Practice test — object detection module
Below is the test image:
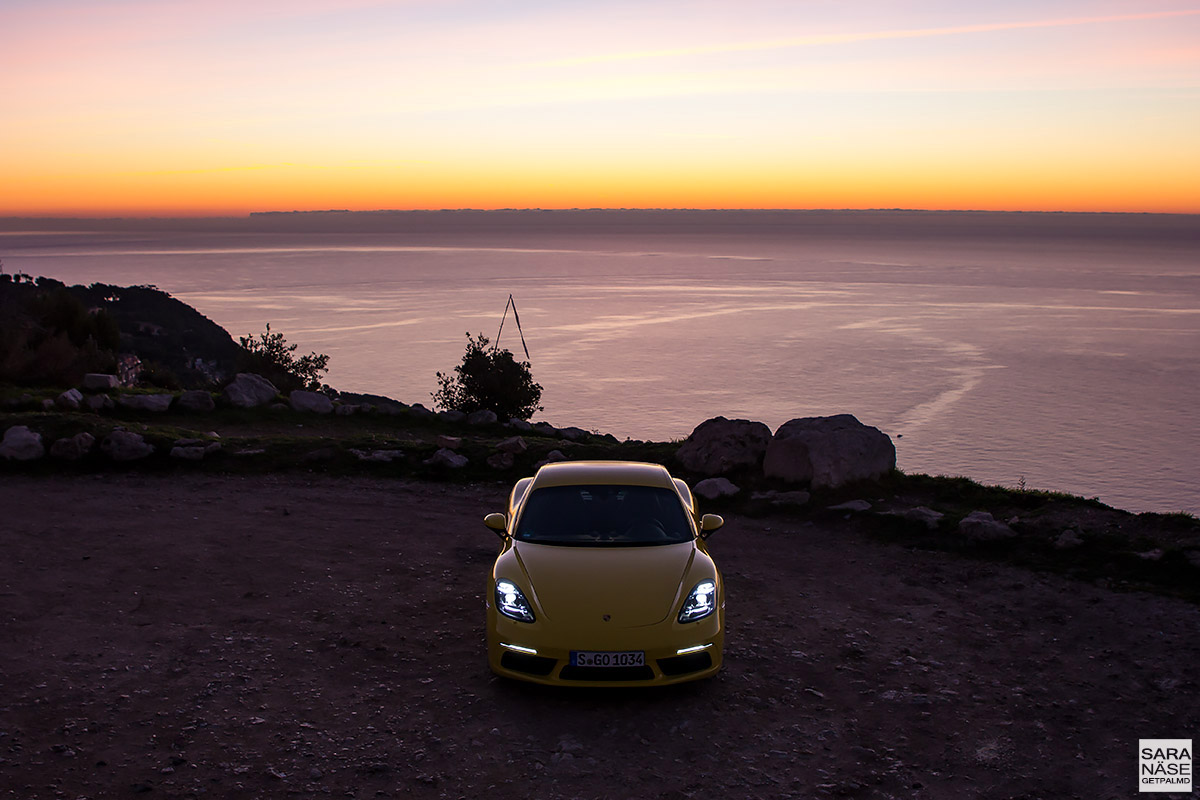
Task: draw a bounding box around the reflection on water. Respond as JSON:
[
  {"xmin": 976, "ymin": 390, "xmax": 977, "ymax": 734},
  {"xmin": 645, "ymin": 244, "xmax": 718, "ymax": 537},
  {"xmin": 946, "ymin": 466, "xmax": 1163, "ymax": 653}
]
[{"xmin": 5, "ymin": 216, "xmax": 1199, "ymax": 513}]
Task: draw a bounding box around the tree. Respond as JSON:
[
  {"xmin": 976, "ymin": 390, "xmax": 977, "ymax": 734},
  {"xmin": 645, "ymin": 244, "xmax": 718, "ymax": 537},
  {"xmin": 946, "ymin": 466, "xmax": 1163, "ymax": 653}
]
[
  {"xmin": 433, "ymin": 332, "xmax": 543, "ymax": 420},
  {"xmin": 237, "ymin": 323, "xmax": 330, "ymax": 392}
]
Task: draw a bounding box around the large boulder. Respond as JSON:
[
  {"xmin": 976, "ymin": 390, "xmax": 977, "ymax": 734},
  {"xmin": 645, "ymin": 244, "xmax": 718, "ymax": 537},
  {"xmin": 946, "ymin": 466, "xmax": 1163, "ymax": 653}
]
[
  {"xmin": 50, "ymin": 432, "xmax": 96, "ymax": 460},
  {"xmin": 467, "ymin": 409, "xmax": 498, "ymax": 426},
  {"xmin": 1, "ymin": 426, "xmax": 45, "ymax": 461},
  {"xmin": 675, "ymin": 417, "xmax": 772, "ymax": 476},
  {"xmin": 763, "ymin": 414, "xmax": 895, "ymax": 488},
  {"xmin": 289, "ymin": 390, "xmax": 333, "ymax": 414},
  {"xmin": 117, "ymin": 393, "xmax": 174, "ymax": 413},
  {"xmin": 101, "ymin": 430, "xmax": 155, "ymax": 461},
  {"xmin": 177, "ymin": 390, "xmax": 216, "ymax": 412},
  {"xmin": 223, "ymin": 373, "xmax": 279, "ymax": 409},
  {"xmin": 424, "ymin": 448, "xmax": 468, "ymax": 469}
]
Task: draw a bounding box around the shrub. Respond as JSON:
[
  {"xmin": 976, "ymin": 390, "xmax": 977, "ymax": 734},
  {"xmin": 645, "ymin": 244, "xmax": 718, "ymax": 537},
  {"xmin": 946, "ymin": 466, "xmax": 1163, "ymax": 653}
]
[
  {"xmin": 433, "ymin": 332, "xmax": 543, "ymax": 420},
  {"xmin": 237, "ymin": 323, "xmax": 330, "ymax": 392}
]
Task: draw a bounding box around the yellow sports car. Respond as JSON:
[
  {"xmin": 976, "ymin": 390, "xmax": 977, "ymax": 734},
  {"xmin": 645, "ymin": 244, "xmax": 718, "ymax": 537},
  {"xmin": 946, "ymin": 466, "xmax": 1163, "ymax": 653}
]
[{"xmin": 483, "ymin": 460, "xmax": 725, "ymax": 686}]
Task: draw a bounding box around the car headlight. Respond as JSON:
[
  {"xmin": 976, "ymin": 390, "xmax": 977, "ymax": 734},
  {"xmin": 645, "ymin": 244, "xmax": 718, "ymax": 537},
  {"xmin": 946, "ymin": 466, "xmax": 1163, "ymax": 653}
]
[
  {"xmin": 495, "ymin": 579, "xmax": 535, "ymax": 623},
  {"xmin": 678, "ymin": 580, "xmax": 717, "ymax": 623}
]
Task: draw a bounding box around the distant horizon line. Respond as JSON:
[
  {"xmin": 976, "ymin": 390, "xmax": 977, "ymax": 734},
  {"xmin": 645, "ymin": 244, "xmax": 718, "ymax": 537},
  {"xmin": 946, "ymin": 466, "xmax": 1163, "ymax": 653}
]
[{"xmin": 3, "ymin": 207, "xmax": 1199, "ymax": 221}]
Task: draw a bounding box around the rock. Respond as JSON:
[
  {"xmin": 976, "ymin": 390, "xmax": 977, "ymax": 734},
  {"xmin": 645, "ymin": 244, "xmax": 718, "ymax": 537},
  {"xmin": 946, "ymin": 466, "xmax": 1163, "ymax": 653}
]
[
  {"xmin": 435, "ymin": 435, "xmax": 463, "ymax": 449},
  {"xmin": 1185, "ymin": 551, "xmax": 1200, "ymax": 569},
  {"xmin": 558, "ymin": 426, "xmax": 587, "ymax": 441},
  {"xmin": 496, "ymin": 436, "xmax": 528, "ymax": 454},
  {"xmin": 42, "ymin": 398, "xmax": 55, "ymax": 410},
  {"xmin": 300, "ymin": 447, "xmax": 338, "ymax": 464},
  {"xmin": 884, "ymin": 506, "xmax": 944, "ymax": 529},
  {"xmin": 1, "ymin": 426, "xmax": 45, "ymax": 461},
  {"xmin": 535, "ymin": 449, "xmax": 568, "ymax": 468},
  {"xmin": 438, "ymin": 410, "xmax": 467, "ymax": 423},
  {"xmin": 487, "ymin": 452, "xmax": 515, "ymax": 470},
  {"xmin": 222, "ymin": 373, "xmax": 279, "ymax": 408},
  {"xmin": 1136, "ymin": 548, "xmax": 1164, "ymax": 561},
  {"xmin": 408, "ymin": 403, "xmax": 434, "ymax": 419},
  {"xmin": 351, "ymin": 449, "xmax": 406, "ymax": 462},
  {"xmin": 751, "ymin": 490, "xmax": 811, "ymax": 507},
  {"xmin": 467, "ymin": 409, "xmax": 498, "ymax": 426},
  {"xmin": 56, "ymin": 388, "xmax": 83, "ymax": 410},
  {"xmin": 958, "ymin": 511, "xmax": 1017, "ymax": 542},
  {"xmin": 533, "ymin": 422, "xmax": 559, "ymax": 436},
  {"xmin": 289, "ymin": 390, "xmax": 333, "ymax": 414},
  {"xmin": 82, "ymin": 373, "xmax": 120, "ymax": 390},
  {"xmin": 334, "ymin": 403, "xmax": 357, "ymax": 415},
  {"xmin": 676, "ymin": 417, "xmax": 772, "ymax": 476},
  {"xmin": 1055, "ymin": 529, "xmax": 1084, "ymax": 550},
  {"xmin": 694, "ymin": 477, "xmax": 740, "ymax": 499},
  {"xmin": 170, "ymin": 446, "xmax": 207, "ymax": 461},
  {"xmin": 177, "ymin": 390, "xmax": 216, "ymax": 412},
  {"xmin": 829, "ymin": 499, "xmax": 871, "ymax": 512},
  {"xmin": 117, "ymin": 393, "xmax": 174, "ymax": 413},
  {"xmin": 508, "ymin": 418, "xmax": 533, "ymax": 431},
  {"xmin": 50, "ymin": 432, "xmax": 96, "ymax": 460},
  {"xmin": 764, "ymin": 414, "xmax": 896, "ymax": 488},
  {"xmin": 86, "ymin": 394, "xmax": 114, "ymax": 411},
  {"xmin": 424, "ymin": 448, "xmax": 468, "ymax": 468},
  {"xmin": 101, "ymin": 430, "xmax": 155, "ymax": 461}
]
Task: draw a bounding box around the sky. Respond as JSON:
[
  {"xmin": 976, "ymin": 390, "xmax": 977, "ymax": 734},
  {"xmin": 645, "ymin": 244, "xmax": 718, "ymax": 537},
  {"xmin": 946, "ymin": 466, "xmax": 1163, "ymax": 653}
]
[{"xmin": 3, "ymin": 0, "xmax": 1199, "ymax": 216}]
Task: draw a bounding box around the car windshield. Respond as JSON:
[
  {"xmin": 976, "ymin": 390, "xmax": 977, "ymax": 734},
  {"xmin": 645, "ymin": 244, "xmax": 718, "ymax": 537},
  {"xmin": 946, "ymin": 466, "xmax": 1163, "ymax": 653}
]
[{"xmin": 514, "ymin": 484, "xmax": 694, "ymax": 546}]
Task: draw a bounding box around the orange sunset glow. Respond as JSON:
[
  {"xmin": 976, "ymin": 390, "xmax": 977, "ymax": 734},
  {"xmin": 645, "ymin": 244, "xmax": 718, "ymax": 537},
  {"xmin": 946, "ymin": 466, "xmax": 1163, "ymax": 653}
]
[{"xmin": 3, "ymin": 1, "xmax": 1199, "ymax": 216}]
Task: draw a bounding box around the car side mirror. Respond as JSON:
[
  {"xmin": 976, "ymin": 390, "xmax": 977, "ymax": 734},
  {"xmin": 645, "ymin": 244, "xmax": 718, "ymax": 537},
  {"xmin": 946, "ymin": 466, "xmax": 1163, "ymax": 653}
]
[
  {"xmin": 483, "ymin": 512, "xmax": 508, "ymax": 538},
  {"xmin": 699, "ymin": 514, "xmax": 724, "ymax": 538}
]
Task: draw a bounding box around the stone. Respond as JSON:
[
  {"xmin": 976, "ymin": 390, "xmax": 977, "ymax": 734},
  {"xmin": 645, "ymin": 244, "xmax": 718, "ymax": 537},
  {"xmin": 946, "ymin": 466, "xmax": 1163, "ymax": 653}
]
[
  {"xmin": 117, "ymin": 393, "xmax": 174, "ymax": 413},
  {"xmin": 764, "ymin": 414, "xmax": 896, "ymax": 488},
  {"xmin": 42, "ymin": 398, "xmax": 54, "ymax": 410},
  {"xmin": 170, "ymin": 446, "xmax": 206, "ymax": 461},
  {"xmin": 487, "ymin": 452, "xmax": 515, "ymax": 470},
  {"xmin": 1136, "ymin": 548, "xmax": 1164, "ymax": 561},
  {"xmin": 438, "ymin": 410, "xmax": 467, "ymax": 423},
  {"xmin": 676, "ymin": 417, "xmax": 772, "ymax": 476},
  {"xmin": 424, "ymin": 448, "xmax": 468, "ymax": 468},
  {"xmin": 533, "ymin": 422, "xmax": 559, "ymax": 436},
  {"xmin": 958, "ymin": 511, "xmax": 1017, "ymax": 542},
  {"xmin": 334, "ymin": 403, "xmax": 357, "ymax": 415},
  {"xmin": 694, "ymin": 477, "xmax": 741, "ymax": 499},
  {"xmin": 751, "ymin": 490, "xmax": 811, "ymax": 507},
  {"xmin": 1, "ymin": 425, "xmax": 45, "ymax": 461},
  {"xmin": 101, "ymin": 430, "xmax": 155, "ymax": 461},
  {"xmin": 222, "ymin": 373, "xmax": 279, "ymax": 409},
  {"xmin": 351, "ymin": 449, "xmax": 406, "ymax": 462},
  {"xmin": 408, "ymin": 403, "xmax": 434, "ymax": 419},
  {"xmin": 508, "ymin": 418, "xmax": 533, "ymax": 431},
  {"xmin": 883, "ymin": 506, "xmax": 944, "ymax": 529},
  {"xmin": 86, "ymin": 394, "xmax": 114, "ymax": 411},
  {"xmin": 829, "ymin": 499, "xmax": 872, "ymax": 512},
  {"xmin": 496, "ymin": 436, "xmax": 528, "ymax": 454},
  {"xmin": 289, "ymin": 390, "xmax": 333, "ymax": 414},
  {"xmin": 82, "ymin": 373, "xmax": 120, "ymax": 390},
  {"xmin": 467, "ymin": 409, "xmax": 498, "ymax": 426},
  {"xmin": 535, "ymin": 449, "xmax": 568, "ymax": 468},
  {"xmin": 177, "ymin": 390, "xmax": 216, "ymax": 412},
  {"xmin": 56, "ymin": 388, "xmax": 83, "ymax": 410},
  {"xmin": 558, "ymin": 426, "xmax": 587, "ymax": 441},
  {"xmin": 1054, "ymin": 529, "xmax": 1084, "ymax": 550},
  {"xmin": 50, "ymin": 432, "xmax": 96, "ymax": 460},
  {"xmin": 435, "ymin": 435, "xmax": 463, "ymax": 449}
]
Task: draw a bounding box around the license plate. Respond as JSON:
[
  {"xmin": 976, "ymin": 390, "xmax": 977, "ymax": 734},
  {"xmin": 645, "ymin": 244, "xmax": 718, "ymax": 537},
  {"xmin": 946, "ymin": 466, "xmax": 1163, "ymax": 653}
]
[{"xmin": 570, "ymin": 650, "xmax": 645, "ymax": 668}]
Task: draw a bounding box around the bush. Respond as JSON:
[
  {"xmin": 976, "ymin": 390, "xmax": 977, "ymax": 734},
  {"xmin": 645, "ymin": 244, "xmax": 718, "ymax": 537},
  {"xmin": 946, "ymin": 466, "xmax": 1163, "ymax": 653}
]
[
  {"xmin": 237, "ymin": 323, "xmax": 330, "ymax": 392},
  {"xmin": 433, "ymin": 332, "xmax": 543, "ymax": 420}
]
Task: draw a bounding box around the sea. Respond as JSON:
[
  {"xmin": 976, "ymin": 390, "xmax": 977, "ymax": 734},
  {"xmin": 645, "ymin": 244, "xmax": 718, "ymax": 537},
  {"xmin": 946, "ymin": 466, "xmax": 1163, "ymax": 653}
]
[{"xmin": 2, "ymin": 210, "xmax": 1197, "ymax": 514}]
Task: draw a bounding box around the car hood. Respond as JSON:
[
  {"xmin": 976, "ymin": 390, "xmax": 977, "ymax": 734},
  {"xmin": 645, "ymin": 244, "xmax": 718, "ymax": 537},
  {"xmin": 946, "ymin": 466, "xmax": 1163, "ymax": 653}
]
[{"xmin": 513, "ymin": 541, "xmax": 697, "ymax": 628}]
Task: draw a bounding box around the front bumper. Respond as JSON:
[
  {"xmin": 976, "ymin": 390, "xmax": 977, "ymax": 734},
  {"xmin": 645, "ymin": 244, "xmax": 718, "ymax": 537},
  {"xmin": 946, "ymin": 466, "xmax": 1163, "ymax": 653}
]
[{"xmin": 486, "ymin": 607, "xmax": 724, "ymax": 686}]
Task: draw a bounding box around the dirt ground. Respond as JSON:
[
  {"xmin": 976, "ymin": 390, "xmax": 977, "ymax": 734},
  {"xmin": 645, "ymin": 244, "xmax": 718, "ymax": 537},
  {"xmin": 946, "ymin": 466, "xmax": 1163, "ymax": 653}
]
[{"xmin": 1, "ymin": 473, "xmax": 1196, "ymax": 800}]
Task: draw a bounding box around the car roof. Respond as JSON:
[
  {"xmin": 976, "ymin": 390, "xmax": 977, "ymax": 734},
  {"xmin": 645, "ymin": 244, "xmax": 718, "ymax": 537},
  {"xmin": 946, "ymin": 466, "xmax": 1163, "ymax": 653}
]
[{"xmin": 530, "ymin": 460, "xmax": 676, "ymax": 490}]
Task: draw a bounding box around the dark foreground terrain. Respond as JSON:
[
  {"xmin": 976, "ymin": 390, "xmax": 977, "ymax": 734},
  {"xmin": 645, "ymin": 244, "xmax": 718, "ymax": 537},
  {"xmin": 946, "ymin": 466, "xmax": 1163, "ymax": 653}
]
[{"xmin": 1, "ymin": 475, "xmax": 1196, "ymax": 799}]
